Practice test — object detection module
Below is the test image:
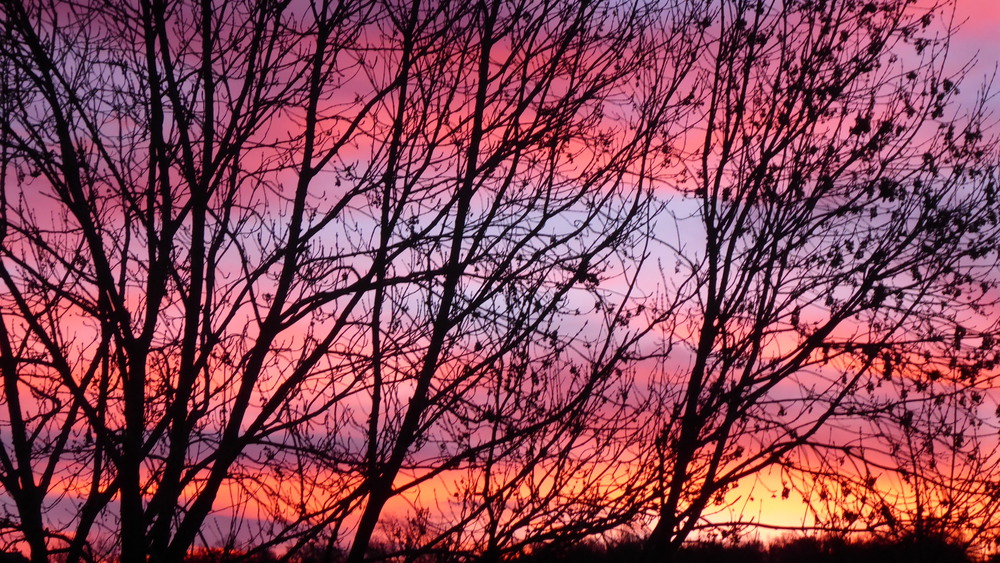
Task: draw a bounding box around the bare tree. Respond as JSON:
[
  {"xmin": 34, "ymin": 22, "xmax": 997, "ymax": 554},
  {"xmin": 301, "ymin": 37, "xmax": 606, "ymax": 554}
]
[
  {"xmin": 0, "ymin": 0, "xmax": 672, "ymax": 561},
  {"xmin": 638, "ymin": 0, "xmax": 1000, "ymax": 559}
]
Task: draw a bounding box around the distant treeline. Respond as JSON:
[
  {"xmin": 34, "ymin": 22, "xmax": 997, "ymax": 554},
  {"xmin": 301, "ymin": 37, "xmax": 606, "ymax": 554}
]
[
  {"xmin": 181, "ymin": 534, "xmax": 997, "ymax": 563},
  {"xmin": 514, "ymin": 536, "xmax": 983, "ymax": 563}
]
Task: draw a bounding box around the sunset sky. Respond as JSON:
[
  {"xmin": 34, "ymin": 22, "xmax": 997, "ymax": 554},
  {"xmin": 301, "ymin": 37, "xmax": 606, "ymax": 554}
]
[
  {"xmin": 952, "ymin": 1, "xmax": 1000, "ymax": 93},
  {"xmin": 952, "ymin": 1, "xmax": 999, "ymax": 52},
  {"xmin": 5, "ymin": 1, "xmax": 1000, "ymax": 560}
]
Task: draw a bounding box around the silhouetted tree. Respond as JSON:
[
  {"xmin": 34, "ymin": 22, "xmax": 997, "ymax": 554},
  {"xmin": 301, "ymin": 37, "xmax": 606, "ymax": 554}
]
[
  {"xmin": 0, "ymin": 0, "xmax": 671, "ymax": 561},
  {"xmin": 4, "ymin": 1, "xmax": 1000, "ymax": 562},
  {"xmin": 638, "ymin": 0, "xmax": 1000, "ymax": 559}
]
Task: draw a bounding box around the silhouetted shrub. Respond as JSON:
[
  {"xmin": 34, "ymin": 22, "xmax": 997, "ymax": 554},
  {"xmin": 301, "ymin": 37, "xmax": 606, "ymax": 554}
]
[
  {"xmin": 0, "ymin": 553, "xmax": 29, "ymax": 563},
  {"xmin": 768, "ymin": 534, "xmax": 972, "ymax": 563},
  {"xmin": 509, "ymin": 537, "xmax": 644, "ymax": 563},
  {"xmin": 675, "ymin": 541, "xmax": 766, "ymax": 563},
  {"xmin": 183, "ymin": 547, "xmax": 279, "ymax": 563}
]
